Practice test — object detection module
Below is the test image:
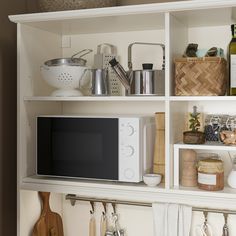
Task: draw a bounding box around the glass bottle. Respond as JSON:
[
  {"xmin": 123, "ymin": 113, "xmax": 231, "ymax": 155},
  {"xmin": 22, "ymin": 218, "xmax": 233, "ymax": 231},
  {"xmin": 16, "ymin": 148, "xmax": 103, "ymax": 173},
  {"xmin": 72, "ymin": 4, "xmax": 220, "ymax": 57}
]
[
  {"xmin": 229, "ymin": 24, "xmax": 236, "ymax": 95},
  {"xmin": 227, "ymin": 156, "xmax": 236, "ymax": 188}
]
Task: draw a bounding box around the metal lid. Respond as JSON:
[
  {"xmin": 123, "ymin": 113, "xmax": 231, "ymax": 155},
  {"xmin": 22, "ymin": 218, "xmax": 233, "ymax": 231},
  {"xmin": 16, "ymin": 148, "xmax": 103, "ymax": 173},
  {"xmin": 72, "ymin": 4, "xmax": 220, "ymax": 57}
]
[{"xmin": 44, "ymin": 49, "xmax": 92, "ymax": 67}]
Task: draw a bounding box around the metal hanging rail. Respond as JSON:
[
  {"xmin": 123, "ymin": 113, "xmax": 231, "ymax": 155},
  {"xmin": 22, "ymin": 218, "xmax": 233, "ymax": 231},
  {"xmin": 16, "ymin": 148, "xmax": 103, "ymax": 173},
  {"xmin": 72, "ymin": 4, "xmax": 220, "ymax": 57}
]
[{"xmin": 65, "ymin": 194, "xmax": 236, "ymax": 215}]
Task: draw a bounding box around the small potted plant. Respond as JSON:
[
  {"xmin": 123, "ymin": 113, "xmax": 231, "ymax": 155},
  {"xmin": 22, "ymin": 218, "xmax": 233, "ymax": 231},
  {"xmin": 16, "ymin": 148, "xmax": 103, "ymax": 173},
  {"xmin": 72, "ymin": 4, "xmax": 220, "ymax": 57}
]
[{"xmin": 183, "ymin": 106, "xmax": 205, "ymax": 144}]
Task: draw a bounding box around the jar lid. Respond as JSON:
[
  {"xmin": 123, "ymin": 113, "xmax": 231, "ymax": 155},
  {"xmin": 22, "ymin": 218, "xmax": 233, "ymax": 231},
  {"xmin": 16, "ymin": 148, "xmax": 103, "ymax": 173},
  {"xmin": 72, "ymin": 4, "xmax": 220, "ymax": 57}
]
[{"xmin": 198, "ymin": 158, "xmax": 224, "ymax": 173}]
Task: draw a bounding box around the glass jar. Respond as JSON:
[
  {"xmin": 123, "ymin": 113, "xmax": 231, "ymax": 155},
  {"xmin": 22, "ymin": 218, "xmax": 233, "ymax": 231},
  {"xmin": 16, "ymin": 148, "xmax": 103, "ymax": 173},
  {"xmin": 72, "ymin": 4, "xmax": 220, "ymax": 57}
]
[
  {"xmin": 204, "ymin": 114, "xmax": 230, "ymax": 142},
  {"xmin": 197, "ymin": 157, "xmax": 224, "ymax": 191}
]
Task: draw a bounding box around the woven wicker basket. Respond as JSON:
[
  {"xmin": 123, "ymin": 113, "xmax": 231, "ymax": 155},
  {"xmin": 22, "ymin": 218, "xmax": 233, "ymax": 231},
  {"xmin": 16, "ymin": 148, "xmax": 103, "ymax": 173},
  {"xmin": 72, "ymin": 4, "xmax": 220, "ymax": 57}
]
[
  {"xmin": 174, "ymin": 57, "xmax": 227, "ymax": 96},
  {"xmin": 38, "ymin": 0, "xmax": 117, "ymax": 11}
]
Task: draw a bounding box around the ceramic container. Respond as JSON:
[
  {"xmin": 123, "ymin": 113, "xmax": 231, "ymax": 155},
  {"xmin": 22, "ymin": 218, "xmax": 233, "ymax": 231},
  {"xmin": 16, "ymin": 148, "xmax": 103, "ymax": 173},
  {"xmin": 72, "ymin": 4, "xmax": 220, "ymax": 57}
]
[{"xmin": 143, "ymin": 174, "xmax": 162, "ymax": 187}]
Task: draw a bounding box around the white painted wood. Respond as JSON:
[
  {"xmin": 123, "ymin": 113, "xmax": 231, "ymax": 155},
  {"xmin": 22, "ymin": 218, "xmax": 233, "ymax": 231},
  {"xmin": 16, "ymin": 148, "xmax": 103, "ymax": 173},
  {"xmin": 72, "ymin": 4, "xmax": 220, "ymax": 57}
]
[
  {"xmin": 8, "ymin": 1, "xmax": 236, "ymax": 24},
  {"xmin": 168, "ymin": 13, "xmax": 188, "ymax": 96},
  {"xmin": 175, "ymin": 142, "xmax": 236, "ymax": 151},
  {"xmin": 20, "ymin": 176, "xmax": 236, "ymax": 208},
  {"xmin": 164, "ymin": 13, "xmax": 171, "ymax": 188},
  {"xmin": 174, "ymin": 145, "xmax": 180, "ymax": 187},
  {"xmin": 13, "ymin": 1, "xmax": 236, "ymax": 235},
  {"xmin": 173, "ymin": 144, "xmax": 236, "ymax": 190},
  {"xmin": 170, "ymin": 96, "xmax": 236, "ymax": 101},
  {"xmin": 24, "ymin": 96, "xmax": 166, "ymax": 102}
]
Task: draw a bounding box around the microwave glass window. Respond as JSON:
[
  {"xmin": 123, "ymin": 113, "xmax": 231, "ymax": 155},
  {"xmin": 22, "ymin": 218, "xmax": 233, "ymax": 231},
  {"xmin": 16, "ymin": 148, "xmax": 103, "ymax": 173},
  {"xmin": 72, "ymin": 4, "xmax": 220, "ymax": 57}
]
[
  {"xmin": 37, "ymin": 117, "xmax": 118, "ymax": 180},
  {"xmin": 52, "ymin": 132, "xmax": 103, "ymax": 161}
]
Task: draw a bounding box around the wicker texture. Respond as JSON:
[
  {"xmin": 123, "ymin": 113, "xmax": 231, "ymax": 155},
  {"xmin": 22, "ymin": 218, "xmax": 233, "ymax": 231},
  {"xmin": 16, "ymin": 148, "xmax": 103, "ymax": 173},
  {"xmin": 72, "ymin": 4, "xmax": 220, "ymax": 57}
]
[
  {"xmin": 38, "ymin": 0, "xmax": 117, "ymax": 11},
  {"xmin": 174, "ymin": 57, "xmax": 227, "ymax": 96}
]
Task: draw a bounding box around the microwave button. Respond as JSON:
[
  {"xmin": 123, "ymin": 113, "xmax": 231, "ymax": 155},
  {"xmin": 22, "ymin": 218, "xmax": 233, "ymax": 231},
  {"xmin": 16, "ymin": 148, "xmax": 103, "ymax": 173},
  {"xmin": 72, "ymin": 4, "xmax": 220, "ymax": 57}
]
[
  {"xmin": 125, "ymin": 124, "xmax": 135, "ymax": 136},
  {"xmin": 124, "ymin": 168, "xmax": 135, "ymax": 180},
  {"xmin": 124, "ymin": 145, "xmax": 135, "ymax": 157},
  {"xmin": 122, "ymin": 145, "xmax": 134, "ymax": 157}
]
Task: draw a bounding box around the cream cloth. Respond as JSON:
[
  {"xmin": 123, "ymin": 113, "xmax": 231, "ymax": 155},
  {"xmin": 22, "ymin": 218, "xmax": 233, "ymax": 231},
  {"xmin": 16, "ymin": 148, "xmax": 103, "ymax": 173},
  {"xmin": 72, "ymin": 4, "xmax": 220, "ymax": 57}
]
[{"xmin": 152, "ymin": 203, "xmax": 192, "ymax": 236}]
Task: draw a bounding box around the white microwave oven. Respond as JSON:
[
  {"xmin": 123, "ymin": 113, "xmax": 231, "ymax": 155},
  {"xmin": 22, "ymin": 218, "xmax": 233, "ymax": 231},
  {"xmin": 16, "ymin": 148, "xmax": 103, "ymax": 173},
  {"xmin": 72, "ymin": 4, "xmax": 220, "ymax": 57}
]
[{"xmin": 37, "ymin": 115, "xmax": 155, "ymax": 183}]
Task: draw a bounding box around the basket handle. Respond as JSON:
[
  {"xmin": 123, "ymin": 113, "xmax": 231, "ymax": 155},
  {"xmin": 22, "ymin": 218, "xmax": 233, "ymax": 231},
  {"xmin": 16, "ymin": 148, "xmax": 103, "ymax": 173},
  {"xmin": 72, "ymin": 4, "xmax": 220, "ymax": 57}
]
[
  {"xmin": 128, "ymin": 42, "xmax": 165, "ymax": 71},
  {"xmin": 71, "ymin": 49, "xmax": 93, "ymax": 59}
]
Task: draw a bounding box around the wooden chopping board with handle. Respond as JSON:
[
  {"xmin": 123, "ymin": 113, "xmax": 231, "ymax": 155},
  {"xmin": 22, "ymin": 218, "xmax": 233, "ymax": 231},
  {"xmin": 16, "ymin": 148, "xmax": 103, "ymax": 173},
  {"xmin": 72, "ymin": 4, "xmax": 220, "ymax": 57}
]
[{"xmin": 32, "ymin": 192, "xmax": 64, "ymax": 236}]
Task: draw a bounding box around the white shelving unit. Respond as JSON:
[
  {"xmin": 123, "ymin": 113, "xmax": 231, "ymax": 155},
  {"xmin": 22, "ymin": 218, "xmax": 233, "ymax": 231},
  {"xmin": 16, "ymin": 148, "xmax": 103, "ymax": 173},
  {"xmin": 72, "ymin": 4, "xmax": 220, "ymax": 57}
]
[
  {"xmin": 173, "ymin": 142, "xmax": 236, "ymax": 188},
  {"xmin": 9, "ymin": 1, "xmax": 236, "ymax": 235}
]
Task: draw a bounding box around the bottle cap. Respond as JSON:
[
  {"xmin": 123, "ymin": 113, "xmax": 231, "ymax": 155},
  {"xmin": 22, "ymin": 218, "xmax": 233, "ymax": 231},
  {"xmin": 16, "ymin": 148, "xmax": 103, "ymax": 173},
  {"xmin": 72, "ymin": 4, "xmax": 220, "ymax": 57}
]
[
  {"xmin": 231, "ymin": 24, "xmax": 236, "ymax": 35},
  {"xmin": 142, "ymin": 63, "xmax": 153, "ymax": 70}
]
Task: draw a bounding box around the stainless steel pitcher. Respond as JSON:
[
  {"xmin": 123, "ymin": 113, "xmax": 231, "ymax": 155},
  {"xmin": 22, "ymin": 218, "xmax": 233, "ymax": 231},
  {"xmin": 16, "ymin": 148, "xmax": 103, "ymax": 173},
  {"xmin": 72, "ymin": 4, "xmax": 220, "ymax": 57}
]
[{"xmin": 89, "ymin": 69, "xmax": 110, "ymax": 96}]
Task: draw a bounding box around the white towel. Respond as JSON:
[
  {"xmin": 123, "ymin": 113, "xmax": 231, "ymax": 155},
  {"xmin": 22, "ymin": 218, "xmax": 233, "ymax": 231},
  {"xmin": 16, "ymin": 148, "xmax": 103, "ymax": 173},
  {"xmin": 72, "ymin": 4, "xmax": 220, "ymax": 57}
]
[{"xmin": 152, "ymin": 203, "xmax": 192, "ymax": 236}]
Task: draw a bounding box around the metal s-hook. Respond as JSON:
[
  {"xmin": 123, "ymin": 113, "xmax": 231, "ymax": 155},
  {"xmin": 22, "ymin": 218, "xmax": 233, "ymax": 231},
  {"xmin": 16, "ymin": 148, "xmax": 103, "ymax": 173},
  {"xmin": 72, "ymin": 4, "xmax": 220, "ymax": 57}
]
[
  {"xmin": 90, "ymin": 201, "xmax": 95, "ymax": 214},
  {"xmin": 102, "ymin": 201, "xmax": 107, "ymax": 215},
  {"xmin": 203, "ymin": 211, "xmax": 208, "ymax": 233},
  {"xmin": 223, "ymin": 213, "xmax": 229, "ymax": 236}
]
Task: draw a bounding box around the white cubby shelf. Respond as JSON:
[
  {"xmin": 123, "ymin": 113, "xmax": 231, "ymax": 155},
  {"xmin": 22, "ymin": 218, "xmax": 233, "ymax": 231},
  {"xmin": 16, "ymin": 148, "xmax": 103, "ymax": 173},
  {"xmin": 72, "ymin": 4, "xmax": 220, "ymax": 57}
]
[{"xmin": 9, "ymin": 0, "xmax": 236, "ymax": 234}]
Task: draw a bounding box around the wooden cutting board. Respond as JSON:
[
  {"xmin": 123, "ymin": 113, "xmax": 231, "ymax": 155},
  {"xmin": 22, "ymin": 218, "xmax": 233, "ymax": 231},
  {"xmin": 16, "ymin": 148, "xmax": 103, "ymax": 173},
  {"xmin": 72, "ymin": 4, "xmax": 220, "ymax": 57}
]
[{"xmin": 32, "ymin": 192, "xmax": 64, "ymax": 236}]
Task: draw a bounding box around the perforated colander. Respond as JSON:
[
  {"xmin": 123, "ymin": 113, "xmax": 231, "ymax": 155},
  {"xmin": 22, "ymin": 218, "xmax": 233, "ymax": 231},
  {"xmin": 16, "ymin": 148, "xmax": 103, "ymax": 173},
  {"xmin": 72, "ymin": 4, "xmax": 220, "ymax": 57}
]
[{"xmin": 40, "ymin": 49, "xmax": 92, "ymax": 97}]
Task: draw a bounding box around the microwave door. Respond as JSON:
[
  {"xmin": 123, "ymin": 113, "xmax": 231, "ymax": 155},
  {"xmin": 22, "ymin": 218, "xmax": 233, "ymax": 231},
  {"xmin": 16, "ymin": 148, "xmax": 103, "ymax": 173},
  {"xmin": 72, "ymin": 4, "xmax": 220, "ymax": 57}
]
[{"xmin": 37, "ymin": 117, "xmax": 119, "ymax": 180}]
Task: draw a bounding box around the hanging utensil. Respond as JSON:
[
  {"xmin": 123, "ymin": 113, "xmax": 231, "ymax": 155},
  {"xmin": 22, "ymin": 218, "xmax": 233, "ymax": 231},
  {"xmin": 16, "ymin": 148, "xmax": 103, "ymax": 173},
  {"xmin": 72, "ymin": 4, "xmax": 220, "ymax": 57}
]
[
  {"xmin": 100, "ymin": 202, "xmax": 108, "ymax": 236},
  {"xmin": 32, "ymin": 192, "xmax": 64, "ymax": 236},
  {"xmin": 222, "ymin": 213, "xmax": 229, "ymax": 236},
  {"xmin": 89, "ymin": 201, "xmax": 96, "ymax": 236},
  {"xmin": 101, "ymin": 212, "xmax": 107, "ymax": 236},
  {"xmin": 111, "ymin": 204, "xmax": 125, "ymax": 236},
  {"xmin": 196, "ymin": 211, "xmax": 213, "ymax": 236}
]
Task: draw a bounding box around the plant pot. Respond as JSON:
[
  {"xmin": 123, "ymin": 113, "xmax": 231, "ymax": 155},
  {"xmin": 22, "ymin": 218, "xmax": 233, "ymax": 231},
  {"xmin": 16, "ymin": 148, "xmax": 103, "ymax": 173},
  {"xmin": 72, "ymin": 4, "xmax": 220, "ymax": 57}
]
[{"xmin": 183, "ymin": 131, "xmax": 205, "ymax": 144}]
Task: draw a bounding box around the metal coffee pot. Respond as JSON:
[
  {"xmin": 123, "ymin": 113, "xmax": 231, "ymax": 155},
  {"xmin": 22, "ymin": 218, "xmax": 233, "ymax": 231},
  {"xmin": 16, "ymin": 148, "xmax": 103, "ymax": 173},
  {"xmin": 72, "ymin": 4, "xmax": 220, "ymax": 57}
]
[
  {"xmin": 87, "ymin": 68, "xmax": 110, "ymax": 96},
  {"xmin": 109, "ymin": 42, "xmax": 165, "ymax": 96}
]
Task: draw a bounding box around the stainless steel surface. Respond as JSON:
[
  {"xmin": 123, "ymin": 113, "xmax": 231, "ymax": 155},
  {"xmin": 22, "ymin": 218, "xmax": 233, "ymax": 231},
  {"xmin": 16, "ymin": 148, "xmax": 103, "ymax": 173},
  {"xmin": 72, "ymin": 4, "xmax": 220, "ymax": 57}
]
[
  {"xmin": 105, "ymin": 231, "xmax": 114, "ymax": 236},
  {"xmin": 44, "ymin": 49, "xmax": 92, "ymax": 66},
  {"xmin": 90, "ymin": 69, "xmax": 110, "ymax": 96},
  {"xmin": 130, "ymin": 69, "xmax": 165, "ymax": 95},
  {"xmin": 66, "ymin": 194, "xmax": 236, "ymax": 215},
  {"xmin": 111, "ymin": 62, "xmax": 130, "ymax": 90},
  {"xmin": 222, "ymin": 213, "xmax": 229, "ymax": 236},
  {"xmin": 94, "ymin": 44, "xmax": 121, "ymax": 96}
]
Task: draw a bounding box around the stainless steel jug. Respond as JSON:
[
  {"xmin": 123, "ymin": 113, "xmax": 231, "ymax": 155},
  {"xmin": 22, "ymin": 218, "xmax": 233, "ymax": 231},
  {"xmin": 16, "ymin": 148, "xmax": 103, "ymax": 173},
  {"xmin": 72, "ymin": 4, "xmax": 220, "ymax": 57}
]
[
  {"xmin": 89, "ymin": 69, "xmax": 110, "ymax": 96},
  {"xmin": 129, "ymin": 63, "xmax": 165, "ymax": 95}
]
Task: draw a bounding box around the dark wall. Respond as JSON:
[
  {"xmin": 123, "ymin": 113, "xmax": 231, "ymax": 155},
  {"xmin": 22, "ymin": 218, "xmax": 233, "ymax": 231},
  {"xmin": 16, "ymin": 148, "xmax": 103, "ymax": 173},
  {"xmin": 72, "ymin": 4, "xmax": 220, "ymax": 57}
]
[{"xmin": 0, "ymin": 1, "xmax": 26, "ymax": 236}]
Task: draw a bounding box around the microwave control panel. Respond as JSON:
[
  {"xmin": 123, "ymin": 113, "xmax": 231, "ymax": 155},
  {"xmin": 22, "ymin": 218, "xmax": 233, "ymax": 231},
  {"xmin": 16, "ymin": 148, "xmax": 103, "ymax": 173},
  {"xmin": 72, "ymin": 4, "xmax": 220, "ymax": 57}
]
[{"xmin": 119, "ymin": 118, "xmax": 142, "ymax": 182}]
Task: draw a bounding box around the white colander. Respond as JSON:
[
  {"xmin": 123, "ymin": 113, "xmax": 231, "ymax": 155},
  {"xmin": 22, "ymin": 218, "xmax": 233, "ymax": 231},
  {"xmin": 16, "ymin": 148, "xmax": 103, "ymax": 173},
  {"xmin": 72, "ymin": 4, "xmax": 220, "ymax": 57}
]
[
  {"xmin": 41, "ymin": 64, "xmax": 87, "ymax": 96},
  {"xmin": 40, "ymin": 49, "xmax": 92, "ymax": 97}
]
